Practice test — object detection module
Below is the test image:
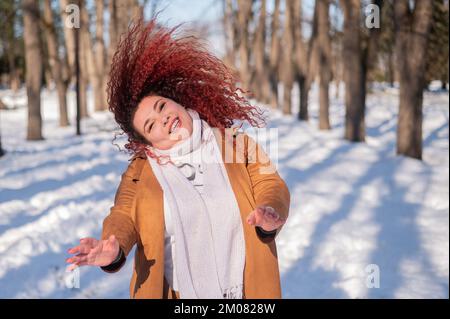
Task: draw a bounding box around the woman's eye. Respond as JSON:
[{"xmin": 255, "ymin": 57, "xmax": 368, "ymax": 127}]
[{"xmin": 148, "ymin": 102, "xmax": 165, "ymax": 133}]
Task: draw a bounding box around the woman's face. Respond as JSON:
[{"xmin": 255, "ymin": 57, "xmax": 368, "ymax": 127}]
[{"xmin": 132, "ymin": 95, "xmax": 193, "ymax": 150}]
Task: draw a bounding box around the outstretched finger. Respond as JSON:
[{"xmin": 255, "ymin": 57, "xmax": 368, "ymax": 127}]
[
  {"xmin": 79, "ymin": 237, "xmax": 98, "ymax": 248},
  {"xmin": 68, "ymin": 244, "xmax": 91, "ymax": 255},
  {"xmin": 66, "ymin": 254, "xmax": 88, "ymax": 264},
  {"xmin": 76, "ymin": 261, "xmax": 89, "ymax": 267}
]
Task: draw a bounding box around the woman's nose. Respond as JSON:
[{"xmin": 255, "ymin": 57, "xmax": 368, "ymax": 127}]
[{"xmin": 161, "ymin": 114, "xmax": 170, "ymax": 128}]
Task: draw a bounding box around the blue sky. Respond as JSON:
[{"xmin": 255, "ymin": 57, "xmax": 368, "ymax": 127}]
[
  {"xmin": 142, "ymin": 0, "xmax": 318, "ymax": 57},
  {"xmin": 144, "ymin": 0, "xmax": 225, "ymax": 56}
]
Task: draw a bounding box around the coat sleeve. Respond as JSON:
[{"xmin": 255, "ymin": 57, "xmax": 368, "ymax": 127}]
[
  {"xmin": 244, "ymin": 133, "xmax": 290, "ymax": 243},
  {"xmin": 100, "ymin": 160, "xmax": 140, "ymax": 273}
]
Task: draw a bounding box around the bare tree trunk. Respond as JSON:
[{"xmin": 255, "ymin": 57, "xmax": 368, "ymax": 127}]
[
  {"xmin": 130, "ymin": 0, "xmax": 143, "ymax": 21},
  {"xmin": 105, "ymin": 0, "xmax": 129, "ymax": 110},
  {"xmin": 6, "ymin": 40, "xmax": 20, "ymax": 92},
  {"xmin": 1, "ymin": 2, "xmax": 20, "ymax": 92},
  {"xmin": 269, "ymin": 0, "xmax": 281, "ymax": 108},
  {"xmin": 223, "ymin": 0, "xmax": 237, "ymax": 69},
  {"xmin": 107, "ymin": 0, "xmax": 118, "ymax": 66},
  {"xmin": 394, "ymin": 0, "xmax": 433, "ymax": 160},
  {"xmin": 60, "ymin": 0, "xmax": 76, "ymax": 84},
  {"xmin": 23, "ymin": 0, "xmax": 44, "ymax": 140},
  {"xmin": 93, "ymin": 0, "xmax": 107, "ymax": 110},
  {"xmin": 293, "ymin": 0, "xmax": 310, "ymax": 120},
  {"xmin": 386, "ymin": 51, "xmax": 394, "ymax": 87},
  {"xmin": 341, "ymin": 0, "xmax": 365, "ymax": 142},
  {"xmin": 81, "ymin": 2, "xmax": 102, "ymax": 113},
  {"xmin": 2, "ymin": 2, "xmax": 20, "ymax": 92},
  {"xmin": 118, "ymin": 0, "xmax": 131, "ymax": 34},
  {"xmin": 281, "ymin": 0, "xmax": 295, "ymax": 114},
  {"xmin": 333, "ymin": 46, "xmax": 342, "ymax": 99},
  {"xmin": 58, "ymin": 0, "xmax": 73, "ymax": 116},
  {"xmin": 236, "ymin": 0, "xmax": 253, "ymax": 92},
  {"xmin": 76, "ymin": 0, "xmax": 88, "ymax": 118},
  {"xmin": 109, "ymin": 0, "xmax": 130, "ymax": 58},
  {"xmin": 43, "ymin": 0, "xmax": 70, "ymax": 127},
  {"xmin": 79, "ymin": 42, "xmax": 88, "ymax": 118},
  {"xmin": 316, "ymin": 0, "xmax": 332, "ymax": 130},
  {"xmin": 44, "ymin": 61, "xmax": 53, "ymax": 89},
  {"xmin": 301, "ymin": 54, "xmax": 317, "ymax": 120},
  {"xmin": 293, "ymin": 0, "xmax": 317, "ymax": 121},
  {"xmin": 252, "ymin": 0, "xmax": 271, "ymax": 104},
  {"xmin": 105, "ymin": 0, "xmax": 118, "ymax": 112}
]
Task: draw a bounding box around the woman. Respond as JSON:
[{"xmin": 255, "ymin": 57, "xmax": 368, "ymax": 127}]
[{"xmin": 66, "ymin": 19, "xmax": 290, "ymax": 299}]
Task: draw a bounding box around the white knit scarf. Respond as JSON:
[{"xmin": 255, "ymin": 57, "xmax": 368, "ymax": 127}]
[{"xmin": 146, "ymin": 108, "xmax": 245, "ymax": 299}]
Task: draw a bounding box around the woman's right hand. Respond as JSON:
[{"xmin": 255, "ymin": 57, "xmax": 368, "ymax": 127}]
[{"xmin": 66, "ymin": 235, "xmax": 120, "ymax": 271}]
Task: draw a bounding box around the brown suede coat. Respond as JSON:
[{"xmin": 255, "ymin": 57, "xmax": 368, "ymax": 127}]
[{"xmin": 101, "ymin": 129, "xmax": 290, "ymax": 298}]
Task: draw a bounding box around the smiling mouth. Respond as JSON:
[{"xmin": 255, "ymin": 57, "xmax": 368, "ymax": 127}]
[{"xmin": 169, "ymin": 117, "xmax": 181, "ymax": 134}]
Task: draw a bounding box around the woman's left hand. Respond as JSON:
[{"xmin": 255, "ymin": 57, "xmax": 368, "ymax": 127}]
[{"xmin": 246, "ymin": 205, "xmax": 286, "ymax": 232}]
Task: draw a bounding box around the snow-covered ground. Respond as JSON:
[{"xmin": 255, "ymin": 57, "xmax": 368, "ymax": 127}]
[{"xmin": 0, "ymin": 83, "xmax": 448, "ymax": 298}]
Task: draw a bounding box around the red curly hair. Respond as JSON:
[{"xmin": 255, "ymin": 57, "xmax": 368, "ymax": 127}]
[{"xmin": 107, "ymin": 17, "xmax": 267, "ymax": 159}]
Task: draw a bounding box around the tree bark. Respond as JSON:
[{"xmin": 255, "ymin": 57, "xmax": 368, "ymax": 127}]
[
  {"xmin": 269, "ymin": 0, "xmax": 281, "ymax": 108},
  {"xmin": 59, "ymin": 0, "xmax": 76, "ymax": 84},
  {"xmin": 131, "ymin": 0, "xmax": 143, "ymax": 22},
  {"xmin": 108, "ymin": 0, "xmax": 132, "ymax": 53},
  {"xmin": 105, "ymin": 0, "xmax": 130, "ymax": 110},
  {"xmin": 6, "ymin": 36, "xmax": 20, "ymax": 92},
  {"xmin": 43, "ymin": 0, "xmax": 70, "ymax": 127},
  {"xmin": 394, "ymin": 0, "xmax": 434, "ymax": 160},
  {"xmin": 293, "ymin": 0, "xmax": 310, "ymax": 120},
  {"xmin": 387, "ymin": 51, "xmax": 394, "ymax": 86},
  {"xmin": 341, "ymin": 0, "xmax": 365, "ymax": 142},
  {"xmin": 236, "ymin": 0, "xmax": 253, "ymax": 92},
  {"xmin": 76, "ymin": 0, "xmax": 88, "ymax": 118},
  {"xmin": 44, "ymin": 61, "xmax": 53, "ymax": 89},
  {"xmin": 333, "ymin": 44, "xmax": 342, "ymax": 99},
  {"xmin": 1, "ymin": 1, "xmax": 21, "ymax": 92},
  {"xmin": 95, "ymin": 0, "xmax": 107, "ymax": 110},
  {"xmin": 107, "ymin": 0, "xmax": 118, "ymax": 67},
  {"xmin": 81, "ymin": 2, "xmax": 102, "ymax": 112},
  {"xmin": 316, "ymin": 0, "xmax": 332, "ymax": 130},
  {"xmin": 223, "ymin": 0, "xmax": 237, "ymax": 69},
  {"xmin": 23, "ymin": 0, "xmax": 44, "ymax": 140},
  {"xmin": 281, "ymin": 0, "xmax": 295, "ymax": 115},
  {"xmin": 252, "ymin": 0, "xmax": 271, "ymax": 104}
]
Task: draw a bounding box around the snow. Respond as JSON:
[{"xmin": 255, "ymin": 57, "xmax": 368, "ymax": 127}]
[{"xmin": 0, "ymin": 82, "xmax": 448, "ymax": 298}]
